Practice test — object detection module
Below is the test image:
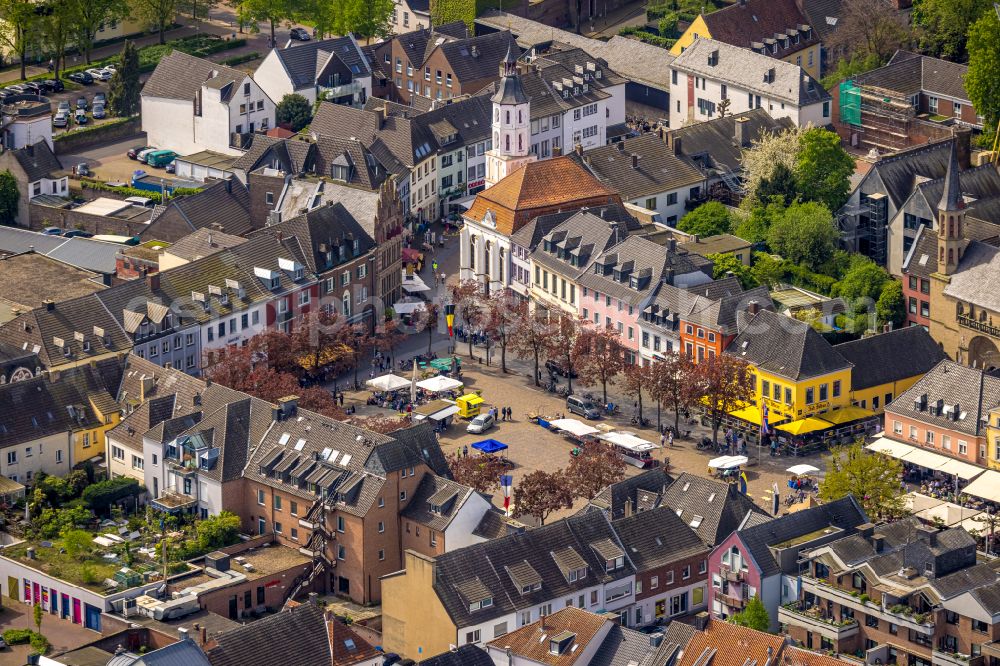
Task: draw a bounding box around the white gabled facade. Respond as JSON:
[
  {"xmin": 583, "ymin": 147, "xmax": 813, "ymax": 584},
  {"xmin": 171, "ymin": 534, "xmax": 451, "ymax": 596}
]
[
  {"xmin": 142, "ymin": 74, "xmax": 275, "ymax": 157},
  {"xmin": 254, "ymin": 36, "xmax": 372, "ymax": 107},
  {"xmin": 668, "ymin": 38, "xmax": 830, "ymax": 129}
]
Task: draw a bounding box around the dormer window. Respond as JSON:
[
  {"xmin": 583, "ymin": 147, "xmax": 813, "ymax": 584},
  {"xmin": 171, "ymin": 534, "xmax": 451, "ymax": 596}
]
[
  {"xmin": 630, "ymin": 276, "xmax": 639, "ymax": 289},
  {"xmin": 567, "ymin": 566, "xmax": 587, "ymax": 582},
  {"xmin": 270, "ymin": 276, "xmax": 280, "ymax": 290},
  {"xmin": 469, "ymin": 597, "xmax": 493, "ymax": 612},
  {"xmin": 606, "ymin": 556, "xmax": 624, "ymax": 572}
]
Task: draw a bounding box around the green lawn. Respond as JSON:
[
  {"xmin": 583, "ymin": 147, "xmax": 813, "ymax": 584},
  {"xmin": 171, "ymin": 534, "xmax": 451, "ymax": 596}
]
[{"xmin": 6, "ymin": 540, "xmax": 120, "ymax": 592}]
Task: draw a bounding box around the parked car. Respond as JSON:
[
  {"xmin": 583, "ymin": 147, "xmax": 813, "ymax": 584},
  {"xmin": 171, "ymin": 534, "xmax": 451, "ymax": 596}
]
[
  {"xmin": 165, "ymin": 160, "xmax": 176, "ymax": 174},
  {"xmin": 466, "ymin": 412, "xmax": 496, "ymax": 434},
  {"xmin": 53, "ymin": 111, "xmax": 68, "ymax": 127},
  {"xmin": 43, "ymin": 227, "xmax": 62, "ymax": 235},
  {"xmin": 57, "ymin": 100, "xmax": 70, "ymax": 113},
  {"xmin": 3, "ymin": 84, "xmax": 25, "ymax": 96},
  {"xmin": 76, "ymin": 163, "xmax": 91, "ymax": 177},
  {"xmin": 545, "ymin": 358, "xmax": 578, "ymax": 378},
  {"xmin": 41, "ymin": 79, "xmax": 64, "ymax": 92},
  {"xmin": 74, "ymin": 108, "xmax": 88, "ymax": 124},
  {"xmin": 62, "ymin": 229, "xmax": 93, "ymax": 238},
  {"xmin": 146, "ymin": 150, "xmax": 178, "ymax": 168},
  {"xmin": 104, "ymin": 64, "xmax": 116, "ymax": 74},
  {"xmin": 137, "ymin": 148, "xmax": 158, "ymax": 163},
  {"xmin": 127, "ymin": 145, "xmax": 148, "ymax": 160},
  {"xmin": 566, "ymin": 395, "xmax": 600, "ymax": 420},
  {"xmin": 68, "ymin": 71, "xmax": 93, "ymax": 84},
  {"xmin": 75, "ymin": 96, "xmax": 87, "ymax": 110},
  {"xmin": 21, "ymin": 82, "xmax": 41, "ymax": 95},
  {"xmin": 93, "ymin": 92, "xmax": 106, "ymax": 106},
  {"xmin": 290, "ymin": 27, "xmax": 311, "ymax": 40},
  {"xmin": 85, "ymin": 67, "xmax": 111, "ymax": 81},
  {"xmin": 92, "ymin": 104, "xmax": 105, "ymax": 119}
]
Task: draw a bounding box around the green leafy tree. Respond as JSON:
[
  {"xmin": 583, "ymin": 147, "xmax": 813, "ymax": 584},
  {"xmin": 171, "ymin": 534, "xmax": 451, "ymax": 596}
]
[
  {"xmin": 33, "ymin": 601, "xmax": 42, "ymax": 635},
  {"xmin": 966, "ymin": 10, "xmax": 1000, "ymax": 131},
  {"xmin": 733, "ymin": 197, "xmax": 783, "ymax": 243},
  {"xmin": 236, "ymin": 0, "xmax": 289, "ymax": 47},
  {"xmin": 730, "ymin": 595, "xmax": 770, "ymax": 631},
  {"xmin": 39, "ymin": 0, "xmax": 72, "ymax": 80},
  {"xmin": 678, "ymin": 201, "xmax": 732, "ymax": 237},
  {"xmin": 0, "ymin": 170, "xmax": 19, "ymax": 226},
  {"xmin": 135, "ymin": 0, "xmax": 178, "ymax": 44},
  {"xmin": 343, "ymin": 0, "xmax": 394, "ymax": 40},
  {"xmin": 749, "ymin": 252, "xmax": 786, "ymax": 288},
  {"xmin": 740, "ymin": 126, "xmax": 803, "ymax": 209},
  {"xmin": 820, "ymin": 440, "xmax": 905, "ymax": 520},
  {"xmin": 756, "ymin": 162, "xmax": 798, "ymax": 206},
  {"xmin": 766, "ymin": 201, "xmax": 838, "ymax": 272},
  {"xmin": 108, "ymin": 40, "xmax": 141, "ymax": 117},
  {"xmin": 707, "ymin": 253, "xmax": 756, "ymax": 289},
  {"xmin": 0, "ymin": 0, "xmax": 37, "ymax": 81},
  {"xmin": 876, "ymin": 279, "xmax": 906, "ymax": 328},
  {"xmin": 821, "ymin": 52, "xmax": 882, "ymax": 90},
  {"xmin": 62, "ymin": 529, "xmax": 94, "ymax": 557},
  {"xmin": 276, "ymin": 93, "xmax": 312, "ymax": 132},
  {"xmin": 836, "ymin": 257, "xmax": 889, "ymax": 302},
  {"xmin": 196, "ymin": 511, "xmax": 242, "ymax": 550},
  {"xmin": 912, "ymin": 0, "xmax": 990, "ymax": 60},
  {"xmin": 796, "ymin": 128, "xmax": 855, "ymax": 211},
  {"xmin": 70, "ymin": 0, "xmax": 126, "ymax": 64}
]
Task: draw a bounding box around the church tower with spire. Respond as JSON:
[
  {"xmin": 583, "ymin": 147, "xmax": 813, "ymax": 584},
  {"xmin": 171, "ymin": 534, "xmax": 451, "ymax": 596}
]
[
  {"xmin": 484, "ymin": 40, "xmax": 536, "ymax": 188},
  {"xmin": 937, "ymin": 137, "xmax": 967, "ymax": 277}
]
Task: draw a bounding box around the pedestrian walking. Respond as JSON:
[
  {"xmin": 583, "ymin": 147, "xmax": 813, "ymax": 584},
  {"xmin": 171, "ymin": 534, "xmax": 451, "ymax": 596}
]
[
  {"xmin": 660, "ymin": 432, "xmax": 665, "ymax": 448},
  {"xmin": 668, "ymin": 430, "xmax": 674, "ymax": 447},
  {"xmin": 462, "ymin": 444, "xmax": 468, "ymax": 457},
  {"xmin": 432, "ymin": 260, "xmax": 439, "ymax": 273},
  {"xmin": 338, "ymin": 393, "xmax": 344, "ymax": 407}
]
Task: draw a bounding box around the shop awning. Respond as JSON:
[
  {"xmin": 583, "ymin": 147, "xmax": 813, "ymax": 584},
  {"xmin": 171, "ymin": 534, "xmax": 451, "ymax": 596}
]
[
  {"xmin": 822, "ymin": 406, "xmax": 876, "ymax": 425},
  {"xmin": 961, "ymin": 470, "xmax": 1000, "ymax": 503},
  {"xmin": 417, "ymin": 376, "xmax": 463, "ymax": 392},
  {"xmin": 775, "ymin": 417, "xmax": 833, "ymax": 435},
  {"xmin": 393, "ymin": 301, "xmax": 426, "ymax": 314},
  {"xmin": 365, "ymin": 374, "xmax": 411, "ymax": 392},
  {"xmin": 402, "ymin": 274, "xmax": 432, "ymax": 293},
  {"xmin": 729, "ymin": 405, "xmax": 764, "ymax": 426},
  {"xmin": 866, "ymin": 437, "xmax": 986, "ymax": 481},
  {"xmin": 549, "ymin": 419, "xmax": 600, "ymax": 437}
]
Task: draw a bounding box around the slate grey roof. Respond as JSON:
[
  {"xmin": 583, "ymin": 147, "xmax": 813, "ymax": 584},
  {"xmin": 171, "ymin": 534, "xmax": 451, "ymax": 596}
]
[
  {"xmin": 141, "ymin": 179, "xmax": 254, "ymax": 243},
  {"xmin": 0, "ymin": 226, "xmax": 120, "ymax": 274},
  {"xmin": 510, "ymin": 205, "xmax": 637, "ymax": 251},
  {"xmin": 590, "ymin": 624, "xmax": 675, "ymax": 666},
  {"xmin": 418, "ymin": 645, "xmax": 494, "ymax": 666},
  {"xmin": 855, "ymin": 50, "xmax": 970, "ymax": 103},
  {"xmin": 726, "ymin": 309, "xmax": 852, "ymax": 381},
  {"xmin": 969, "ymin": 579, "xmax": 1000, "ymax": 615},
  {"xmin": 736, "ymin": 495, "xmax": 867, "ymax": 578},
  {"xmin": 174, "ymin": 396, "xmax": 273, "ymax": 483},
  {"xmin": 661, "ymin": 620, "xmax": 699, "ymax": 652},
  {"xmin": 587, "ymin": 468, "xmax": 674, "ymax": 520},
  {"xmin": 661, "ymin": 472, "xmax": 768, "ymax": 547},
  {"xmin": 253, "ymin": 200, "xmax": 375, "ymax": 274},
  {"xmin": 888, "ymin": 359, "xmax": 1000, "ymax": 438},
  {"xmin": 206, "ymin": 603, "xmax": 328, "ymax": 666},
  {"xmin": 143, "ymin": 51, "xmax": 246, "ymax": 102},
  {"xmin": 672, "ymin": 38, "xmax": 829, "ymax": 107},
  {"xmin": 400, "ymin": 472, "xmax": 476, "ymax": 531},
  {"xmin": 432, "ymin": 509, "xmax": 633, "ymax": 627},
  {"xmin": 579, "ymin": 133, "xmax": 705, "ymax": 201},
  {"xmin": 12, "ymin": 140, "xmax": 62, "ymax": 181},
  {"xmin": 164, "ymin": 227, "xmax": 246, "ymax": 263},
  {"xmin": 133, "ymin": 639, "xmax": 211, "ymax": 666},
  {"xmin": 863, "ymin": 137, "xmax": 954, "ymax": 208},
  {"xmin": 943, "ymin": 240, "xmax": 1000, "ymax": 314},
  {"xmin": 271, "ymin": 35, "xmax": 370, "ymax": 90},
  {"xmin": 614, "ymin": 505, "xmax": 708, "ymax": 572},
  {"xmin": 834, "ymin": 327, "xmax": 946, "ymax": 391},
  {"xmin": 530, "ymin": 209, "xmax": 642, "ymax": 280},
  {"xmin": 796, "ymin": 0, "xmax": 843, "ymax": 39},
  {"xmin": 232, "ymin": 135, "xmax": 316, "ymax": 177},
  {"xmin": 670, "ymin": 109, "xmax": 794, "ymax": 174}
]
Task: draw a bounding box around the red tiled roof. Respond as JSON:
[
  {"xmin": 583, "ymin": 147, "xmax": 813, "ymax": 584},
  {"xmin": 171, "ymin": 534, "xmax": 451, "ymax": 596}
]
[
  {"xmin": 465, "ymin": 156, "xmax": 620, "ymax": 235},
  {"xmin": 485, "ymin": 607, "xmax": 609, "ymax": 665},
  {"xmin": 677, "ymin": 620, "xmax": 786, "ymax": 666}
]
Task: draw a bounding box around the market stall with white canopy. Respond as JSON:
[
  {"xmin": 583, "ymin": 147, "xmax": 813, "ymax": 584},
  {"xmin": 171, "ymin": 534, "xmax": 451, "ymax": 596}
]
[
  {"xmin": 549, "ymin": 419, "xmax": 601, "ymax": 438},
  {"xmin": 401, "ymin": 273, "xmax": 432, "ymax": 293},
  {"xmin": 416, "ymin": 376, "xmax": 464, "ymax": 393},
  {"xmin": 960, "ymin": 470, "xmax": 1000, "ymax": 503},
  {"xmin": 708, "ymin": 455, "xmax": 749, "ymax": 470},
  {"xmin": 365, "ymin": 374, "xmax": 411, "ymax": 392}
]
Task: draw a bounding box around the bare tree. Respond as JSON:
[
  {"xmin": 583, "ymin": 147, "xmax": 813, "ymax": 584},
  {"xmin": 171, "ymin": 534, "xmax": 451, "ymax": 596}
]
[
  {"xmin": 825, "ymin": 0, "xmax": 910, "ymax": 64},
  {"xmin": 509, "ymin": 303, "xmax": 552, "ymax": 386},
  {"xmin": 574, "ymin": 326, "xmax": 625, "ymax": 405}
]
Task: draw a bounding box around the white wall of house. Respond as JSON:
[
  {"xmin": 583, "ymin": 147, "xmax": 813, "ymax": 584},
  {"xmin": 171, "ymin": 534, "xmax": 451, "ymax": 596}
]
[
  {"xmin": 220, "ymin": 78, "xmax": 275, "ymax": 152},
  {"xmin": 28, "ymin": 176, "xmax": 68, "ymax": 199},
  {"xmin": 108, "ymin": 433, "xmax": 143, "ymax": 483},
  {"xmin": 197, "ymin": 475, "xmax": 223, "ymax": 518},
  {"xmin": 443, "ymin": 494, "xmax": 493, "ymax": 552},
  {"xmin": 632, "ymin": 579, "xmax": 707, "ymax": 628},
  {"xmin": 253, "ymin": 52, "xmax": 299, "ymax": 106},
  {"xmin": 142, "ymin": 96, "xmax": 197, "ymax": 155},
  {"xmin": 564, "ymin": 100, "xmax": 607, "ymax": 152},
  {"xmin": 625, "ymin": 184, "xmax": 699, "ymax": 227},
  {"xmin": 1, "ymin": 432, "xmax": 70, "ymax": 484},
  {"xmin": 142, "ymin": 435, "xmax": 166, "ymax": 500},
  {"xmin": 668, "ymin": 72, "xmax": 830, "ymax": 129},
  {"xmin": 390, "ymin": 0, "xmax": 430, "ymax": 34},
  {"xmin": 4, "ymin": 116, "xmax": 53, "ymax": 151}
]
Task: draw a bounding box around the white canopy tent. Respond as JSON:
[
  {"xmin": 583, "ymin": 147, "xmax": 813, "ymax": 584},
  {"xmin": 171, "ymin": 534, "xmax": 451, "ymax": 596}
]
[
  {"xmin": 961, "ymin": 470, "xmax": 1000, "ymax": 503},
  {"xmin": 365, "ymin": 374, "xmax": 412, "ymax": 392},
  {"xmin": 549, "ymin": 419, "xmax": 601, "ymax": 437},
  {"xmin": 708, "ymin": 455, "xmax": 749, "ymax": 469},
  {"xmin": 787, "ymin": 464, "xmax": 820, "ymax": 475},
  {"xmin": 599, "ymin": 432, "xmax": 658, "ymax": 450},
  {"xmin": 393, "ymin": 301, "xmax": 426, "ymax": 314},
  {"xmin": 402, "ymin": 273, "xmax": 431, "ymax": 293},
  {"xmin": 416, "ymin": 376, "xmax": 464, "ymax": 393}
]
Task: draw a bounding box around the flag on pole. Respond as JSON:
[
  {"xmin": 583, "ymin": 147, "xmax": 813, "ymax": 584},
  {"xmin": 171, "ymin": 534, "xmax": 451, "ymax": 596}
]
[
  {"xmin": 500, "ymin": 474, "xmax": 513, "ymax": 513},
  {"xmin": 760, "ymin": 403, "xmax": 770, "ymax": 435},
  {"xmin": 445, "ymin": 304, "xmax": 456, "ymax": 337},
  {"xmin": 739, "ymin": 470, "xmax": 749, "ymax": 495}
]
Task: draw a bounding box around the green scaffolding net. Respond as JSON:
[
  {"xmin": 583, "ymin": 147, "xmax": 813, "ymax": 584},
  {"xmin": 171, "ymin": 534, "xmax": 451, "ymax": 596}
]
[{"xmin": 839, "ymin": 81, "xmax": 861, "ymax": 126}]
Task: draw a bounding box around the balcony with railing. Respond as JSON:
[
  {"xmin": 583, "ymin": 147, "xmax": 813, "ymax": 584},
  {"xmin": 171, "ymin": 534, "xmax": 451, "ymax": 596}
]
[
  {"xmin": 932, "ymin": 649, "xmax": 976, "ymax": 666},
  {"xmin": 779, "ymin": 602, "xmax": 860, "ymax": 642},
  {"xmin": 801, "ymin": 576, "xmax": 935, "ymax": 634}
]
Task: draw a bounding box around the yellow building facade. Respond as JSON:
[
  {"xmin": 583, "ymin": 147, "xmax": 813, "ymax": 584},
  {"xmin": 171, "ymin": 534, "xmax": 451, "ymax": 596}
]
[
  {"xmin": 381, "ymin": 550, "xmax": 459, "ymax": 659},
  {"xmin": 750, "ymin": 366, "xmax": 853, "ymax": 424},
  {"xmin": 72, "ymin": 394, "xmax": 121, "ymax": 465},
  {"xmin": 669, "ymin": 3, "xmax": 823, "ymax": 80}
]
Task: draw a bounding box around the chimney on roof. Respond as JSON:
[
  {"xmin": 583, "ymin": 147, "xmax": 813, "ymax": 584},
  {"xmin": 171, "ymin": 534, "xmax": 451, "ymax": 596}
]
[
  {"xmin": 200, "ymin": 625, "xmax": 207, "ymax": 646},
  {"xmin": 148, "ymin": 272, "xmax": 160, "ymax": 291},
  {"xmin": 617, "ymin": 141, "xmax": 625, "ymax": 152},
  {"xmin": 747, "ymin": 300, "xmax": 760, "ymax": 315},
  {"xmin": 631, "ymin": 154, "xmax": 639, "ymax": 169},
  {"xmin": 664, "ymin": 268, "xmax": 675, "ymax": 285},
  {"xmin": 178, "ymin": 627, "xmax": 191, "ymax": 642},
  {"xmin": 552, "ymin": 145, "xmax": 562, "ymax": 157},
  {"xmin": 734, "ymin": 116, "xmax": 750, "ymax": 148},
  {"xmin": 42, "ymin": 299, "xmax": 54, "ymax": 311},
  {"xmin": 873, "ymin": 533, "xmax": 885, "ymax": 552},
  {"xmin": 692, "ymin": 611, "xmax": 710, "ymax": 630},
  {"xmin": 666, "ymin": 238, "xmax": 676, "ymax": 253},
  {"xmin": 955, "ymin": 127, "xmax": 972, "ymax": 170}
]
